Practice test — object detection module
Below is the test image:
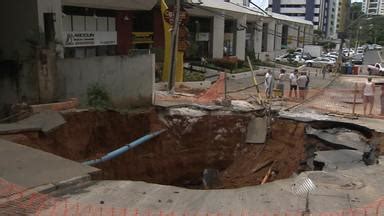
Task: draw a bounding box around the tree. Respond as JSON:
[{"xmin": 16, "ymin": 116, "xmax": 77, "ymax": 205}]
[{"xmin": 350, "ymin": 2, "xmax": 364, "ymax": 21}]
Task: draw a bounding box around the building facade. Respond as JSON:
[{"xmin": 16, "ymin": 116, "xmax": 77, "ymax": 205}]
[
  {"xmin": 327, "ymin": 0, "xmax": 338, "ymax": 39},
  {"xmin": 336, "ymin": 0, "xmax": 350, "ymax": 33},
  {"xmin": 267, "ymin": 0, "xmax": 347, "ymax": 39},
  {"xmin": 267, "ymin": 0, "xmax": 326, "ymax": 30},
  {"xmin": 362, "ymin": 0, "xmax": 384, "ymax": 15}
]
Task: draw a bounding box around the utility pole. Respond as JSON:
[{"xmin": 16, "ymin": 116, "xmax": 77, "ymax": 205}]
[
  {"xmin": 355, "ymin": 26, "xmax": 361, "ymax": 52},
  {"xmin": 302, "ymin": 26, "xmax": 306, "ymax": 58},
  {"xmin": 168, "ymin": 0, "xmax": 181, "ymax": 93}
]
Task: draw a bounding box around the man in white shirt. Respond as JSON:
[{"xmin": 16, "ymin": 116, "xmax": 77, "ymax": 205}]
[
  {"xmin": 297, "ymin": 72, "xmax": 309, "ymax": 100},
  {"xmin": 265, "ymin": 70, "xmax": 273, "ymax": 98},
  {"xmin": 289, "ymin": 69, "xmax": 298, "ymax": 98}
]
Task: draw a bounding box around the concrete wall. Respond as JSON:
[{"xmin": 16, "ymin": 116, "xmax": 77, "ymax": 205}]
[
  {"xmin": 56, "ymin": 54, "xmax": 155, "ymax": 108},
  {"xmin": 37, "ymin": 0, "xmax": 65, "ymax": 57},
  {"xmin": 0, "ymin": 0, "xmax": 39, "ymax": 60},
  {"xmin": 0, "ymin": 62, "xmax": 40, "ymax": 106}
]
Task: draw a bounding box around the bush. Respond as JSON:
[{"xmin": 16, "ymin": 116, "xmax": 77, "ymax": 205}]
[
  {"xmin": 87, "ymin": 83, "xmax": 112, "ymax": 110},
  {"xmin": 184, "ymin": 72, "xmax": 205, "ymax": 82},
  {"xmin": 253, "ymin": 59, "xmax": 275, "ymax": 68},
  {"xmin": 211, "ymin": 57, "xmax": 248, "ymax": 71}
]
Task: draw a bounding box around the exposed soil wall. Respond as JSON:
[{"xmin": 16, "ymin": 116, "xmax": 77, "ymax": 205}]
[{"xmin": 1, "ymin": 109, "xmax": 381, "ymax": 189}]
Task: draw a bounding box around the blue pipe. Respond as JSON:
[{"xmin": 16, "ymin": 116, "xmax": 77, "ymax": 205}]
[{"xmin": 83, "ymin": 129, "xmax": 166, "ymax": 166}]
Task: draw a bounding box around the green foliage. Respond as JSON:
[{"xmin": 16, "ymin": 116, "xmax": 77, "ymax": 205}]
[
  {"xmin": 287, "ymin": 48, "xmax": 296, "ymax": 54},
  {"xmin": 319, "ymin": 41, "xmax": 336, "ymax": 51},
  {"xmin": 351, "ymin": 2, "xmax": 364, "ymax": 20},
  {"xmin": 184, "ymin": 72, "xmax": 205, "ymax": 82},
  {"xmin": 211, "ymin": 57, "xmax": 240, "ymax": 70},
  {"xmin": 87, "ymin": 83, "xmax": 112, "ymax": 110},
  {"xmin": 350, "ymin": 16, "xmax": 384, "ymax": 45},
  {"xmin": 253, "ymin": 59, "xmax": 275, "ymax": 68}
]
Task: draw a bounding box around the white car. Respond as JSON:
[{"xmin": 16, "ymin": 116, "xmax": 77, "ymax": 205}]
[
  {"xmin": 367, "ymin": 63, "xmax": 384, "ymax": 75},
  {"xmin": 375, "ymin": 45, "xmax": 382, "ymax": 50},
  {"xmin": 323, "ymin": 53, "xmax": 338, "ymax": 60},
  {"xmin": 305, "ymin": 57, "xmax": 336, "ymax": 68},
  {"xmin": 275, "ymin": 53, "xmax": 305, "ymax": 64}
]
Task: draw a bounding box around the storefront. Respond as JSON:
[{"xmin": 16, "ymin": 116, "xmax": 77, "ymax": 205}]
[{"xmin": 62, "ymin": 6, "xmax": 118, "ymax": 58}]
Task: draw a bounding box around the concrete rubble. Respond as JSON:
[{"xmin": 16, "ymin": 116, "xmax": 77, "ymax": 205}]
[{"xmin": 0, "ymin": 111, "xmax": 66, "ymax": 134}]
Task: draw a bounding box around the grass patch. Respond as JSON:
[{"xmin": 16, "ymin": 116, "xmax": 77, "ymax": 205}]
[{"xmin": 184, "ymin": 72, "xmax": 205, "ymax": 82}]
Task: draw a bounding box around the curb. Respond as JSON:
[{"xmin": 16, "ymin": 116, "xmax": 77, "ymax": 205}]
[{"xmin": 0, "ymin": 175, "xmax": 92, "ymax": 206}]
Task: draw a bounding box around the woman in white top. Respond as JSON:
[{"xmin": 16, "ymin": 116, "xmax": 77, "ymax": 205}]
[{"xmin": 362, "ymin": 77, "xmax": 375, "ymax": 116}]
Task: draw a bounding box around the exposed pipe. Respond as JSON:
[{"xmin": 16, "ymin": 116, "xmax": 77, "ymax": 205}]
[{"xmin": 83, "ymin": 129, "xmax": 167, "ymax": 166}]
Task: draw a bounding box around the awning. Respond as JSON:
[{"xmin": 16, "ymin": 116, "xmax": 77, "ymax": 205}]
[
  {"xmin": 187, "ymin": 0, "xmax": 313, "ymax": 26},
  {"xmin": 192, "ymin": 0, "xmax": 266, "ymax": 17},
  {"xmin": 269, "ymin": 12, "xmax": 313, "ymax": 26},
  {"xmin": 62, "ymin": 0, "xmax": 158, "ymax": 10}
]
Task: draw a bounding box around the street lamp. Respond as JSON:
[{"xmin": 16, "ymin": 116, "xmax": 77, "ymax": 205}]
[{"xmin": 355, "ymin": 26, "xmax": 362, "ymax": 52}]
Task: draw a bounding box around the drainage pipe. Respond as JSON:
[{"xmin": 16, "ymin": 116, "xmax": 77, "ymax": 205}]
[{"xmin": 83, "ymin": 129, "xmax": 166, "ymax": 166}]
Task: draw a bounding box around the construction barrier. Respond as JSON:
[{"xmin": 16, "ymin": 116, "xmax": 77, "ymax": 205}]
[{"xmin": 1, "ymin": 178, "xmax": 384, "ymax": 216}]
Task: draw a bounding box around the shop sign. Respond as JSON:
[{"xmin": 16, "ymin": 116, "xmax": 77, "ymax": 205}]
[
  {"xmin": 133, "ymin": 32, "xmax": 154, "ymax": 44},
  {"xmin": 196, "ymin": 33, "xmax": 209, "ymax": 41},
  {"xmin": 63, "ymin": 31, "xmax": 117, "ymax": 47},
  {"xmin": 164, "ymin": 8, "xmax": 188, "ymax": 25}
]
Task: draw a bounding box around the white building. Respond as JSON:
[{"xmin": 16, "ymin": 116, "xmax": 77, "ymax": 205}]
[
  {"xmin": 267, "ymin": 0, "xmax": 326, "ymax": 31},
  {"xmin": 362, "ymin": 0, "xmax": 384, "ymax": 15},
  {"xmin": 327, "ymin": 0, "xmax": 339, "ymax": 39},
  {"xmin": 187, "ymin": 0, "xmax": 313, "ymax": 60}
]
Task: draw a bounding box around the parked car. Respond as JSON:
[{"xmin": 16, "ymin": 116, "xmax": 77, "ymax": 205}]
[
  {"xmin": 368, "ymin": 44, "xmax": 375, "ymax": 50},
  {"xmin": 323, "ymin": 53, "xmax": 338, "ymax": 60},
  {"xmin": 275, "ymin": 53, "xmax": 305, "ymax": 64},
  {"xmin": 356, "ymin": 49, "xmax": 364, "ymax": 54},
  {"xmin": 367, "ymin": 63, "xmax": 384, "ymax": 75},
  {"xmin": 294, "ymin": 52, "xmax": 313, "ymax": 60},
  {"xmin": 375, "ymin": 45, "xmax": 382, "ymax": 50},
  {"xmin": 351, "ymin": 53, "xmax": 364, "ymax": 65},
  {"xmin": 305, "ymin": 57, "xmax": 336, "ymax": 68}
]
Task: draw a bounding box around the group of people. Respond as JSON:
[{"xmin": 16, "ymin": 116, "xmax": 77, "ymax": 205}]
[
  {"xmin": 265, "ymin": 69, "xmax": 310, "ymax": 100},
  {"xmin": 264, "ymin": 68, "xmax": 384, "ymax": 116}
]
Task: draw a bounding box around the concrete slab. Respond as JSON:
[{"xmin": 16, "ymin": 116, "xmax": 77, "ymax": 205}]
[
  {"xmin": 37, "ymin": 164, "xmax": 384, "ymax": 215},
  {"xmin": 0, "ymin": 111, "xmax": 66, "ymax": 134},
  {"xmin": 0, "ymin": 139, "xmax": 99, "ymax": 190},
  {"xmin": 280, "ymin": 110, "xmax": 384, "ymax": 133},
  {"xmin": 305, "ymin": 126, "xmax": 370, "ymax": 152},
  {"xmin": 314, "ymin": 150, "xmax": 365, "ymax": 171},
  {"xmin": 246, "ymin": 117, "xmax": 267, "ymax": 144}
]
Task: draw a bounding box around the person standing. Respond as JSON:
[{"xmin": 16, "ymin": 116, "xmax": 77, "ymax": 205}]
[
  {"xmin": 381, "ymin": 84, "xmax": 384, "ymax": 115},
  {"xmin": 297, "ymin": 72, "xmax": 308, "ymax": 100},
  {"xmin": 277, "ymin": 69, "xmax": 286, "ymax": 97},
  {"xmin": 265, "ymin": 70, "xmax": 273, "ymax": 98},
  {"xmin": 362, "ymin": 77, "xmax": 375, "ymax": 116},
  {"xmin": 305, "ymin": 71, "xmax": 310, "ymax": 98},
  {"xmin": 289, "ymin": 69, "xmax": 298, "ymax": 98},
  {"xmin": 322, "ymin": 66, "xmax": 327, "ymax": 80}
]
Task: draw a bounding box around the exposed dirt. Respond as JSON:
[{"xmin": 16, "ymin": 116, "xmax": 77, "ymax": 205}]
[{"xmin": 0, "ymin": 108, "xmax": 381, "ymax": 189}]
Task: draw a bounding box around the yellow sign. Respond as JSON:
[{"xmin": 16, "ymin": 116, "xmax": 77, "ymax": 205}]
[{"xmin": 132, "ymin": 32, "xmax": 154, "ymax": 44}]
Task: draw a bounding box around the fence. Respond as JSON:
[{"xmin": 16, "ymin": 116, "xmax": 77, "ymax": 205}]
[{"xmin": 0, "ymin": 178, "xmax": 384, "ymax": 216}]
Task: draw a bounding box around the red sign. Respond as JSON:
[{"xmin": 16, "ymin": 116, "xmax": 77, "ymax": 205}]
[{"xmin": 164, "ymin": 7, "xmax": 189, "ymax": 25}]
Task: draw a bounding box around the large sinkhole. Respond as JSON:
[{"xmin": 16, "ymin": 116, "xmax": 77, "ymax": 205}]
[{"xmin": 1, "ymin": 107, "xmax": 383, "ymax": 189}]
